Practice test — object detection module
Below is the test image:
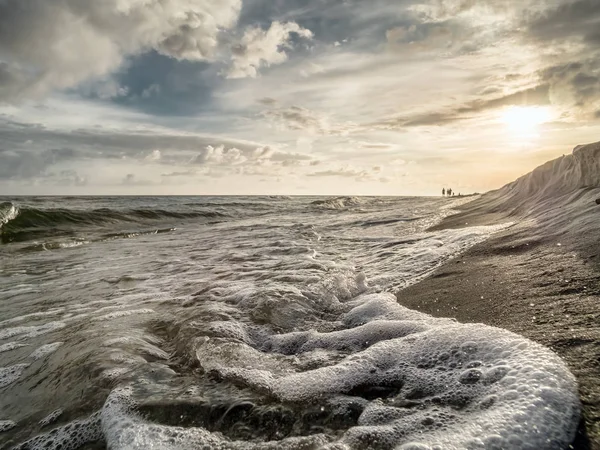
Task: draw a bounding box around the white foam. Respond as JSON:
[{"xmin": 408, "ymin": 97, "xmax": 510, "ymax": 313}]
[
  {"xmin": 0, "ymin": 342, "xmax": 29, "ymax": 354},
  {"xmin": 311, "ymin": 196, "xmax": 364, "ymax": 210},
  {"xmin": 0, "ymin": 321, "xmax": 67, "ymax": 340},
  {"xmin": 100, "ymin": 387, "xmax": 332, "ymax": 450},
  {"xmin": 40, "ymin": 409, "xmax": 63, "ymax": 427},
  {"xmin": 11, "ymin": 412, "xmax": 102, "ymax": 450},
  {"xmin": 0, "ymin": 364, "xmax": 29, "ymax": 388},
  {"xmin": 0, "ymin": 309, "xmax": 64, "ymax": 327},
  {"xmin": 0, "ymin": 202, "xmax": 18, "ymax": 228},
  {"xmin": 93, "ymin": 309, "xmax": 155, "ymax": 321},
  {"xmin": 29, "ymin": 342, "xmax": 63, "ymax": 360},
  {"xmin": 210, "ymin": 294, "xmax": 580, "ymax": 450},
  {"xmin": 0, "ymin": 420, "xmax": 16, "ymax": 433},
  {"xmin": 100, "ymin": 367, "xmax": 132, "ymax": 382}
]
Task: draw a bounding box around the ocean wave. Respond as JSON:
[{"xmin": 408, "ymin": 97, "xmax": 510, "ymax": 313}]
[
  {"xmin": 311, "ymin": 196, "xmax": 364, "ymax": 210},
  {"xmin": 0, "ymin": 201, "xmax": 19, "ymax": 229},
  {"xmin": 0, "ymin": 203, "xmax": 225, "ymax": 244}
]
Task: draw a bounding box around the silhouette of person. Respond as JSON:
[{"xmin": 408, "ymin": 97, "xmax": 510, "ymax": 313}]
[{"xmin": 442, "ymin": 188, "xmax": 446, "ymax": 196}]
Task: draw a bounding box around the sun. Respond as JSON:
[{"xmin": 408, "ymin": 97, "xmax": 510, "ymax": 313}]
[{"xmin": 500, "ymin": 106, "xmax": 552, "ymax": 135}]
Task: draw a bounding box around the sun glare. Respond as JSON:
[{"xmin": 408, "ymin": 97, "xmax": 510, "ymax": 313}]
[{"xmin": 500, "ymin": 106, "xmax": 552, "ymax": 135}]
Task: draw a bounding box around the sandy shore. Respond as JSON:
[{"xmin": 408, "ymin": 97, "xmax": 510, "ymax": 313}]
[{"xmin": 397, "ymin": 201, "xmax": 600, "ymax": 449}]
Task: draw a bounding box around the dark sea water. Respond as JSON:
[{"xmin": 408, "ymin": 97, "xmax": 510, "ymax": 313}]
[{"xmin": 0, "ymin": 197, "xmax": 580, "ymax": 449}]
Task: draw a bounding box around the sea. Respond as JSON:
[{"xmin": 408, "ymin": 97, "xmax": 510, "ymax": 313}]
[{"xmin": 0, "ymin": 196, "xmax": 580, "ymax": 449}]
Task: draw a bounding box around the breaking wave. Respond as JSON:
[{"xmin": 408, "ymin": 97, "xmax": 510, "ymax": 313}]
[
  {"xmin": 0, "ymin": 202, "xmax": 226, "ymax": 244},
  {"xmin": 311, "ymin": 197, "xmax": 364, "ymax": 210}
]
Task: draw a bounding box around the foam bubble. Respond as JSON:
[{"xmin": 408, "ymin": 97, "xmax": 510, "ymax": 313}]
[
  {"xmin": 100, "ymin": 387, "xmax": 333, "ymax": 450},
  {"xmin": 93, "ymin": 309, "xmax": 155, "ymax": 321},
  {"xmin": 0, "ymin": 364, "xmax": 28, "ymax": 388},
  {"xmin": 40, "ymin": 409, "xmax": 63, "ymax": 427},
  {"xmin": 11, "ymin": 413, "xmax": 102, "ymax": 450},
  {"xmin": 0, "ymin": 342, "xmax": 29, "ymax": 354},
  {"xmin": 0, "ymin": 321, "xmax": 67, "ymax": 340},
  {"xmin": 29, "ymin": 342, "xmax": 63, "ymax": 360},
  {"xmin": 0, "ymin": 420, "xmax": 16, "ymax": 433},
  {"xmin": 209, "ymin": 295, "xmax": 579, "ymax": 449}
]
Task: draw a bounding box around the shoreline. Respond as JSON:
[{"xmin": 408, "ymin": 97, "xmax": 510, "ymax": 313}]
[{"xmin": 396, "ymin": 201, "xmax": 600, "ymax": 449}]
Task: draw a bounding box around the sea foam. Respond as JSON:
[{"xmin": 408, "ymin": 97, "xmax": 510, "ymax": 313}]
[{"xmin": 18, "ymin": 291, "xmax": 579, "ymax": 450}]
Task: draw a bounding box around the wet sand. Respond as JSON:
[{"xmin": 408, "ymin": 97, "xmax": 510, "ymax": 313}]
[{"xmin": 397, "ymin": 202, "xmax": 600, "ymax": 449}]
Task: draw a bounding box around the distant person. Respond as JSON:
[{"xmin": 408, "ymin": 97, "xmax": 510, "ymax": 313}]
[
  {"xmin": 447, "ymin": 188, "xmax": 453, "ymax": 196},
  {"xmin": 442, "ymin": 188, "xmax": 446, "ymax": 196}
]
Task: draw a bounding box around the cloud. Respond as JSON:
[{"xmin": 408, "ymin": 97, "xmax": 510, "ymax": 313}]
[
  {"xmin": 122, "ymin": 173, "xmax": 135, "ymax": 185},
  {"xmin": 0, "ymin": 147, "xmax": 77, "ymax": 180},
  {"xmin": 358, "ymin": 142, "xmax": 396, "ymax": 150},
  {"xmin": 261, "ymin": 105, "xmax": 358, "ymax": 135},
  {"xmin": 257, "ymin": 97, "xmax": 278, "ymax": 106},
  {"xmin": 373, "ymin": 85, "xmax": 550, "ymax": 129},
  {"xmin": 79, "ymin": 78, "xmax": 129, "ymax": 100},
  {"xmin": 190, "ymin": 145, "xmax": 247, "ymax": 165},
  {"xmin": 227, "ymin": 21, "xmax": 313, "ymax": 79},
  {"xmin": 161, "ymin": 170, "xmax": 197, "ymax": 178},
  {"xmin": 308, "ymin": 167, "xmax": 370, "ymax": 180},
  {"xmin": 526, "ymin": 0, "xmax": 600, "ymax": 45},
  {"xmin": 122, "ymin": 173, "xmax": 154, "ymax": 186},
  {"xmin": 0, "ymin": 0, "xmax": 242, "ymax": 101},
  {"xmin": 270, "ymin": 152, "xmax": 313, "ymax": 162},
  {"xmin": 0, "ymin": 116, "xmax": 267, "ymax": 159},
  {"xmin": 0, "ymin": 115, "xmax": 280, "ymax": 181},
  {"xmin": 141, "ymin": 150, "xmax": 161, "ymax": 162},
  {"xmin": 55, "ymin": 170, "xmax": 88, "ymax": 187},
  {"xmin": 539, "ymin": 62, "xmax": 600, "ymax": 116}
]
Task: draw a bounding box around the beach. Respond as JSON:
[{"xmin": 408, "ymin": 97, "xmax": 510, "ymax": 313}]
[{"xmin": 398, "ymin": 144, "xmax": 600, "ymax": 449}]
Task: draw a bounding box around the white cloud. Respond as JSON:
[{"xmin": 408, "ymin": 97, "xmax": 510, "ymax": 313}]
[
  {"xmin": 261, "ymin": 105, "xmax": 358, "ymax": 135},
  {"xmin": 0, "ymin": 0, "xmax": 242, "ymax": 101},
  {"xmin": 227, "ymin": 21, "xmax": 313, "ymax": 79},
  {"xmin": 145, "ymin": 150, "xmax": 162, "ymax": 162},
  {"xmin": 190, "ymin": 145, "xmax": 247, "ymax": 165}
]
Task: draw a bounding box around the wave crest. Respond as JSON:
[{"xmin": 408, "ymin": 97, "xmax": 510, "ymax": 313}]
[
  {"xmin": 311, "ymin": 197, "xmax": 364, "ymax": 210},
  {"xmin": 0, "ymin": 204, "xmax": 225, "ymax": 244}
]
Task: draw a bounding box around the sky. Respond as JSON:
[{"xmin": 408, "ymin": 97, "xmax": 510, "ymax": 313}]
[{"xmin": 0, "ymin": 0, "xmax": 599, "ymax": 196}]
